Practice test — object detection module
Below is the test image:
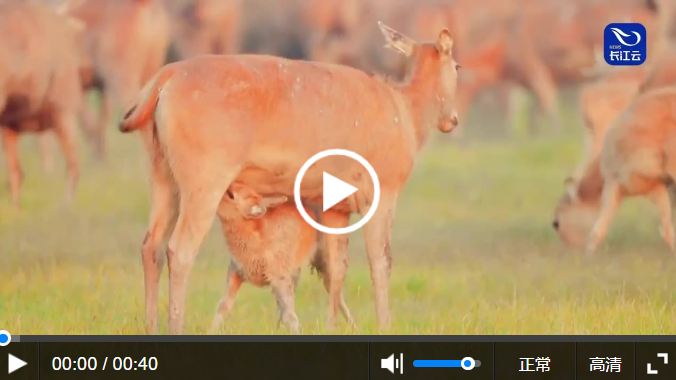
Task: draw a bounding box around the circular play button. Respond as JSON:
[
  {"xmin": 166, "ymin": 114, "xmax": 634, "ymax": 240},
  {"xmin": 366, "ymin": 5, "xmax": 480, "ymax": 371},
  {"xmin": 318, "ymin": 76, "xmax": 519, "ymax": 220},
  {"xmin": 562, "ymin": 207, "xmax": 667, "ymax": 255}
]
[{"xmin": 294, "ymin": 149, "xmax": 380, "ymax": 235}]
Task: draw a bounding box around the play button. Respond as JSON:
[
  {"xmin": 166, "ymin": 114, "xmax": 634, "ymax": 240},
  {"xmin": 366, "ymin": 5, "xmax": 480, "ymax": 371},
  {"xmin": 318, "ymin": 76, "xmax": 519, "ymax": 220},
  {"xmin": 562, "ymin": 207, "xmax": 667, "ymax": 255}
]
[
  {"xmin": 8, "ymin": 354, "xmax": 27, "ymax": 375},
  {"xmin": 323, "ymin": 172, "xmax": 358, "ymax": 212},
  {"xmin": 294, "ymin": 149, "xmax": 380, "ymax": 235}
]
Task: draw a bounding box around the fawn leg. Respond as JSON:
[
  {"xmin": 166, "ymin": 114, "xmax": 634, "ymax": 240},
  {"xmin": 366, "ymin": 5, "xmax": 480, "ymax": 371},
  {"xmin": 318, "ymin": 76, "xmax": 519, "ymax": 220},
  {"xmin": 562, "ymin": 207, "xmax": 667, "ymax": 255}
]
[
  {"xmin": 271, "ymin": 276, "xmax": 300, "ymax": 334},
  {"xmin": 586, "ymin": 181, "xmax": 622, "ymax": 254},
  {"xmin": 210, "ymin": 263, "xmax": 244, "ymax": 333}
]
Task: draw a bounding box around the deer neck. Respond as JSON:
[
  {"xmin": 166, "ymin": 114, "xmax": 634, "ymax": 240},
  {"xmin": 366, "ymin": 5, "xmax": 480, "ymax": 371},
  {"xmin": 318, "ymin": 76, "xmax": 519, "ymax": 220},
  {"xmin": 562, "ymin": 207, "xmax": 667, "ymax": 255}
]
[
  {"xmin": 576, "ymin": 156, "xmax": 605, "ymax": 203},
  {"xmin": 398, "ymin": 55, "xmax": 443, "ymax": 151}
]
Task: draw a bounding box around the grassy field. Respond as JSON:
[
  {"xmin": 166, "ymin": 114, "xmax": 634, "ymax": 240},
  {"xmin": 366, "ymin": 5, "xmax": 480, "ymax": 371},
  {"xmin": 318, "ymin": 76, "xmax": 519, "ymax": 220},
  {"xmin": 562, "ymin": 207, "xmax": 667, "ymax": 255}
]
[{"xmin": 1, "ymin": 100, "xmax": 676, "ymax": 335}]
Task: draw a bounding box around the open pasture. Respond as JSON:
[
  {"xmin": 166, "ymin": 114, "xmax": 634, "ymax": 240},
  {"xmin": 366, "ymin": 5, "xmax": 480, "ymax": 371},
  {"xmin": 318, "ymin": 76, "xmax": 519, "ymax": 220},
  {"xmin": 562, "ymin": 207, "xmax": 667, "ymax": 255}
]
[{"xmin": 2, "ymin": 109, "xmax": 675, "ymax": 335}]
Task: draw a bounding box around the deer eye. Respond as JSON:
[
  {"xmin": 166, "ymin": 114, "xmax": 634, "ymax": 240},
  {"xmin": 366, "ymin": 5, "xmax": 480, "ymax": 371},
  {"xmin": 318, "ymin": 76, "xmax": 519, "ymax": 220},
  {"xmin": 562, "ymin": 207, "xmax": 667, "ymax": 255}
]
[
  {"xmin": 455, "ymin": 64, "xmax": 461, "ymax": 71},
  {"xmin": 226, "ymin": 190, "xmax": 234, "ymax": 200}
]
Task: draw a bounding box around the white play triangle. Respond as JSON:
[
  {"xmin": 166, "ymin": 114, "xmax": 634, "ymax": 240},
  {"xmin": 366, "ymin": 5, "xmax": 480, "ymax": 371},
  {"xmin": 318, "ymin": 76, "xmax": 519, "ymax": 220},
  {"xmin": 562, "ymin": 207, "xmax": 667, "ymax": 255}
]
[
  {"xmin": 322, "ymin": 172, "xmax": 358, "ymax": 212},
  {"xmin": 8, "ymin": 354, "xmax": 27, "ymax": 374}
]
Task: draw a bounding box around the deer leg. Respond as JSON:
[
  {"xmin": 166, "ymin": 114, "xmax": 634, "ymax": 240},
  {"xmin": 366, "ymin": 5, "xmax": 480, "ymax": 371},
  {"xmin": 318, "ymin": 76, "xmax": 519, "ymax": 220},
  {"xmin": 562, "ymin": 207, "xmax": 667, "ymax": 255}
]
[
  {"xmin": 314, "ymin": 266, "xmax": 356, "ymax": 328},
  {"xmin": 661, "ymin": 151, "xmax": 676, "ymax": 252},
  {"xmin": 38, "ymin": 132, "xmax": 54, "ymax": 174},
  {"xmin": 586, "ymin": 181, "xmax": 622, "ymax": 254},
  {"xmin": 496, "ymin": 83, "xmax": 513, "ymax": 118},
  {"xmin": 649, "ymin": 184, "xmax": 676, "ymax": 253},
  {"xmin": 166, "ymin": 153, "xmax": 239, "ymax": 335},
  {"xmin": 521, "ymin": 57, "xmax": 560, "ymax": 133},
  {"xmin": 166, "ymin": 186, "xmax": 231, "ymax": 334},
  {"xmin": 90, "ymin": 89, "xmax": 114, "ymax": 162},
  {"xmin": 166, "ymin": 194, "xmax": 224, "ymax": 334},
  {"xmin": 322, "ymin": 276, "xmax": 355, "ymax": 328},
  {"xmin": 1, "ymin": 127, "xmax": 22, "ymax": 208},
  {"xmin": 79, "ymin": 91, "xmax": 98, "ymax": 146},
  {"xmin": 320, "ymin": 210, "xmax": 351, "ymax": 329},
  {"xmin": 668, "ymin": 183, "xmax": 676, "ymax": 207},
  {"xmin": 363, "ymin": 192, "xmax": 398, "ymax": 330},
  {"xmin": 311, "ymin": 238, "xmax": 356, "ymax": 328},
  {"xmin": 141, "ymin": 150, "xmax": 179, "ymax": 334},
  {"xmin": 210, "ymin": 262, "xmax": 244, "ymax": 333},
  {"xmin": 52, "ymin": 111, "xmax": 80, "ymax": 204}
]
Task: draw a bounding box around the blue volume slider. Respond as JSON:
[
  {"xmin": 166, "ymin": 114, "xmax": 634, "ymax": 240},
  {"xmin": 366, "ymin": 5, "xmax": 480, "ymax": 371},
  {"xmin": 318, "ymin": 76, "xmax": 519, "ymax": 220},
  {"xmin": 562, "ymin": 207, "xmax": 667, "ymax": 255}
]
[
  {"xmin": 413, "ymin": 357, "xmax": 480, "ymax": 370},
  {"xmin": 414, "ymin": 360, "xmax": 462, "ymax": 367}
]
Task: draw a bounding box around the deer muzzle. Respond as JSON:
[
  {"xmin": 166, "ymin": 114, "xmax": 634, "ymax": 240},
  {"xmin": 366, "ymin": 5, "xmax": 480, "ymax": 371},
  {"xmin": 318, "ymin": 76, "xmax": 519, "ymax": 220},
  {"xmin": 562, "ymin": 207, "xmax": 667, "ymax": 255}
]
[{"xmin": 438, "ymin": 113, "xmax": 459, "ymax": 133}]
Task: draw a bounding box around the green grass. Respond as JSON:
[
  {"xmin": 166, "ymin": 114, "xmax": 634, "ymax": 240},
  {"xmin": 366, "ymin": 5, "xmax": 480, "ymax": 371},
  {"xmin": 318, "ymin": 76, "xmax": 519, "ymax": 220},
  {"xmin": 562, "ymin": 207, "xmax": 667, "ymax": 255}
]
[{"xmin": 1, "ymin": 105, "xmax": 676, "ymax": 335}]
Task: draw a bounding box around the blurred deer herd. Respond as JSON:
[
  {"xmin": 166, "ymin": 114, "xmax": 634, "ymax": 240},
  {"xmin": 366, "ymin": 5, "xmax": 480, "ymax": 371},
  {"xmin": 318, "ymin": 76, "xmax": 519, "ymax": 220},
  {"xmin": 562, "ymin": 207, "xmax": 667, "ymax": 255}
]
[{"xmin": 4, "ymin": 0, "xmax": 676, "ymax": 332}]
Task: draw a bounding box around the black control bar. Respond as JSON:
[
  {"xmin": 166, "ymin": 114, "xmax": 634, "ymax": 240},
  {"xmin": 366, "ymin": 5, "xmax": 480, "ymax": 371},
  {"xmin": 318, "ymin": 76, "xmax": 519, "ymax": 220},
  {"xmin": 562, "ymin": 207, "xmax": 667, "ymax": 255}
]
[{"xmin": 2, "ymin": 341, "xmax": 675, "ymax": 379}]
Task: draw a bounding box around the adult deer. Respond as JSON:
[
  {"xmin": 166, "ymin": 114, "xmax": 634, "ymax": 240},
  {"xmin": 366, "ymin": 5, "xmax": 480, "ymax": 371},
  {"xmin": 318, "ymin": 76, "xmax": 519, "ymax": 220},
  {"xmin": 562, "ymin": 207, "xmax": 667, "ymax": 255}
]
[
  {"xmin": 65, "ymin": 0, "xmax": 170, "ymax": 161},
  {"xmin": 120, "ymin": 22, "xmax": 460, "ymax": 334},
  {"xmin": 0, "ymin": 0, "xmax": 84, "ymax": 207}
]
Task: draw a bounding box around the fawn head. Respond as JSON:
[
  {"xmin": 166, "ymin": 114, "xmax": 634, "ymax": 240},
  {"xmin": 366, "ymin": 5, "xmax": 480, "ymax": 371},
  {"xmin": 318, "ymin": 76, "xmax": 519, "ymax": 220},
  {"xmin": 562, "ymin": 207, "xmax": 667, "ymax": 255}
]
[
  {"xmin": 378, "ymin": 21, "xmax": 460, "ymax": 133},
  {"xmin": 225, "ymin": 183, "xmax": 288, "ymax": 219}
]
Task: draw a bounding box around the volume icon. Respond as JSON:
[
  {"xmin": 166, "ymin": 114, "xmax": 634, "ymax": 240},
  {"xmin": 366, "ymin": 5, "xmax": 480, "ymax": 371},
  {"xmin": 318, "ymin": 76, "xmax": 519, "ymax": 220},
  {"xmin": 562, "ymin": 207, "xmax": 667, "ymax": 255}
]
[{"xmin": 381, "ymin": 353, "xmax": 404, "ymax": 374}]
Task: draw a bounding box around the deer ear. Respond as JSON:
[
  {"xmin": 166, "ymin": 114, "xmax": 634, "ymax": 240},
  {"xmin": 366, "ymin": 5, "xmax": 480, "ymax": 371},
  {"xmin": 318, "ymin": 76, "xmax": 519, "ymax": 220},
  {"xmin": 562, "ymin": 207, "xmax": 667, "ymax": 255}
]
[
  {"xmin": 436, "ymin": 29, "xmax": 454, "ymax": 56},
  {"xmin": 378, "ymin": 21, "xmax": 415, "ymax": 57}
]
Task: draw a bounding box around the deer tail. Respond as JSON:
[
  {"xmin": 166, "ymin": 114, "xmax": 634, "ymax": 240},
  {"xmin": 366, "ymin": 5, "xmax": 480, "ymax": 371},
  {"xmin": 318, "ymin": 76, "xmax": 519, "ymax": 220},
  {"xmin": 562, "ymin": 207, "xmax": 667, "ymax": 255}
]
[{"xmin": 118, "ymin": 67, "xmax": 175, "ymax": 133}]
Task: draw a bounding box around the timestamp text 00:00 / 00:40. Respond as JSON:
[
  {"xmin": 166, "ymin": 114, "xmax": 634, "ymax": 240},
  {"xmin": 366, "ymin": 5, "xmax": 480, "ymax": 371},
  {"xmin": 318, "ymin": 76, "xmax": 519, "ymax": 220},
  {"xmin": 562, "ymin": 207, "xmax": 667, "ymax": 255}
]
[{"xmin": 51, "ymin": 357, "xmax": 158, "ymax": 371}]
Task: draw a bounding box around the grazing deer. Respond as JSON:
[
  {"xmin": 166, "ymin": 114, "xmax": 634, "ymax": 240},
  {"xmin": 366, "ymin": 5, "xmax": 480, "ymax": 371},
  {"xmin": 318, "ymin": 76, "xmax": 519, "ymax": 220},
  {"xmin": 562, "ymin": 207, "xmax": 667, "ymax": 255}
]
[
  {"xmin": 553, "ymin": 0, "xmax": 676, "ymax": 242},
  {"xmin": 553, "ymin": 86, "xmax": 676, "ymax": 253},
  {"xmin": 554, "ymin": 48, "xmax": 676, "ymax": 250},
  {"xmin": 0, "ymin": 1, "xmax": 84, "ymax": 207},
  {"xmin": 210, "ymin": 182, "xmax": 355, "ymax": 334},
  {"xmin": 119, "ymin": 21, "xmax": 460, "ymax": 334}
]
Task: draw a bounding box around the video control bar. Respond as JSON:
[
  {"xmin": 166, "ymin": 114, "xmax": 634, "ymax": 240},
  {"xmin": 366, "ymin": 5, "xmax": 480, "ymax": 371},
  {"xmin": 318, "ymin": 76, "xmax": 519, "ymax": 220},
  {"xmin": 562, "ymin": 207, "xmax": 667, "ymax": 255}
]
[{"xmin": 1, "ymin": 341, "xmax": 675, "ymax": 379}]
